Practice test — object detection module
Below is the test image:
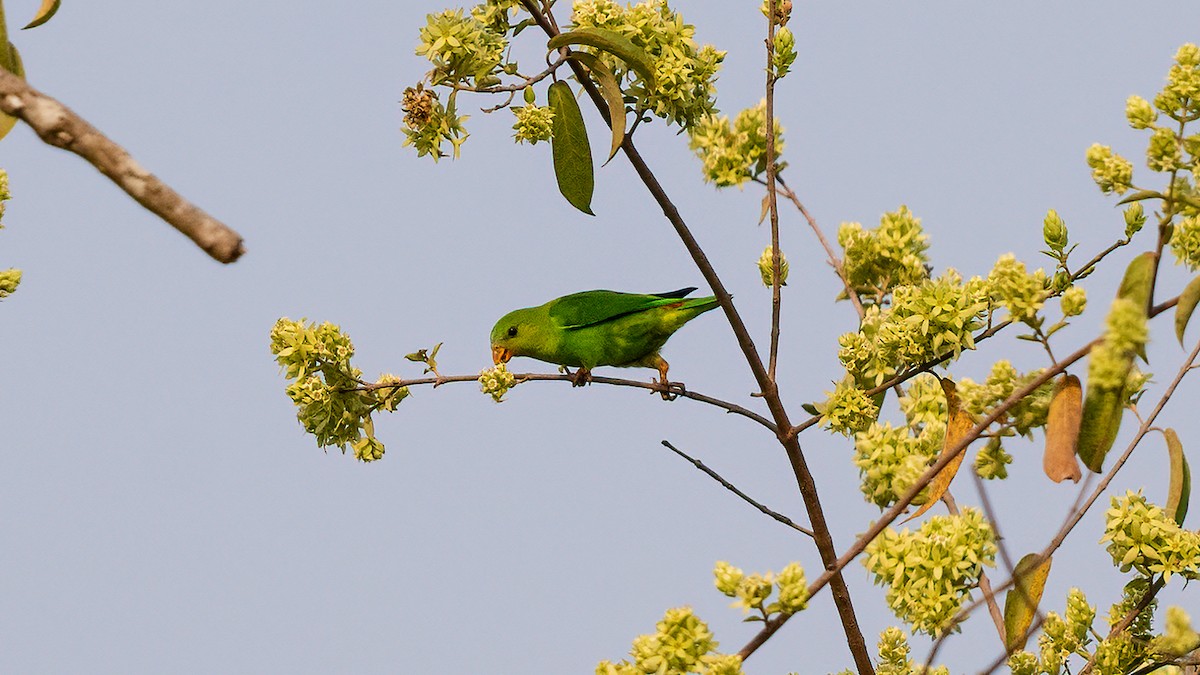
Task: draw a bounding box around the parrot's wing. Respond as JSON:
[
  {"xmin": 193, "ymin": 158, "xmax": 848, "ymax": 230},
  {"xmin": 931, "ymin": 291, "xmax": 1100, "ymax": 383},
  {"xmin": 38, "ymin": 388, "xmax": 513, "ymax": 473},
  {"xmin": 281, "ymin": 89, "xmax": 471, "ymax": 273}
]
[{"xmin": 549, "ymin": 289, "xmax": 696, "ymax": 330}]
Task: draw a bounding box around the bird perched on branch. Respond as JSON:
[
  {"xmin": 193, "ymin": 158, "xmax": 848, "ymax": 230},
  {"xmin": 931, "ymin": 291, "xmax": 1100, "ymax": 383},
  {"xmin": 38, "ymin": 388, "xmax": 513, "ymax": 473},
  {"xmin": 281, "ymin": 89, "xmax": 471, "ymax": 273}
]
[{"xmin": 490, "ymin": 288, "xmax": 720, "ymax": 399}]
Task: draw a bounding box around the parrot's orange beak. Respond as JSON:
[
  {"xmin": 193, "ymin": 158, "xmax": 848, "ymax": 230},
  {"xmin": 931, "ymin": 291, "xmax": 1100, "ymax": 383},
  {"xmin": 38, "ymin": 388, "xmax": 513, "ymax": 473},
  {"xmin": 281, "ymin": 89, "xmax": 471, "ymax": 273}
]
[{"xmin": 492, "ymin": 344, "xmax": 512, "ymax": 365}]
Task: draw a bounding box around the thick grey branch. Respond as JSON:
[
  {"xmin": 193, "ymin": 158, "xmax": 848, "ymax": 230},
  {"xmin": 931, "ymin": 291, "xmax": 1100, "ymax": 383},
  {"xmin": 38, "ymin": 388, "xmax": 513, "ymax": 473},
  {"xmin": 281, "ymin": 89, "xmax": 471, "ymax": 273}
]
[{"xmin": 0, "ymin": 68, "xmax": 245, "ymax": 263}]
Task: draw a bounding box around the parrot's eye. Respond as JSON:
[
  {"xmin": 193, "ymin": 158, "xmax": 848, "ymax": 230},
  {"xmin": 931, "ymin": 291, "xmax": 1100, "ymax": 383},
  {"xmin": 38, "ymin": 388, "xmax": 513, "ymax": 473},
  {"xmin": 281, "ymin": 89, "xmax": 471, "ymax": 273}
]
[{"xmin": 507, "ymin": 326, "xmax": 518, "ymax": 337}]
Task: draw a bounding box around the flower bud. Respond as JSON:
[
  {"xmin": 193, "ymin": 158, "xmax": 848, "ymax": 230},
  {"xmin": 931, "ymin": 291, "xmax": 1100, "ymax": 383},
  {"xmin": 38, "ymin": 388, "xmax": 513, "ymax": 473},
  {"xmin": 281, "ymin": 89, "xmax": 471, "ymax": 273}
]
[
  {"xmin": 1125, "ymin": 95, "xmax": 1157, "ymax": 129},
  {"xmin": 523, "ymin": 85, "xmax": 536, "ymax": 105},
  {"xmin": 1123, "ymin": 202, "xmax": 1146, "ymax": 238},
  {"xmin": 1042, "ymin": 209, "xmax": 1068, "ymax": 253},
  {"xmin": 757, "ymin": 245, "xmax": 789, "ymax": 287}
]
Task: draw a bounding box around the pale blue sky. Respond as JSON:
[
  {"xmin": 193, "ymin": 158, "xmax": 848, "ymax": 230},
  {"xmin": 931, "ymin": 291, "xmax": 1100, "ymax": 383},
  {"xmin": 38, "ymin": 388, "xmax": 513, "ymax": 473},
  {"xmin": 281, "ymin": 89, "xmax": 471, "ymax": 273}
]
[{"xmin": 3, "ymin": 2, "xmax": 1199, "ymax": 673}]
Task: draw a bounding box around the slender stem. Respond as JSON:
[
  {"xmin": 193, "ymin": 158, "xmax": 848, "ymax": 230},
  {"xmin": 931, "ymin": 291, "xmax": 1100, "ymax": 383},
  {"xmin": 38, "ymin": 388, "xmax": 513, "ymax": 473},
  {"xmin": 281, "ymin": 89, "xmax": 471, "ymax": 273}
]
[
  {"xmin": 765, "ymin": 0, "xmax": 783, "ymax": 383},
  {"xmin": 347, "ymin": 371, "xmax": 778, "ymax": 433},
  {"xmin": 1077, "ymin": 577, "xmax": 1167, "ymax": 675},
  {"xmin": 661, "ymin": 440, "xmax": 814, "ymax": 537},
  {"xmin": 451, "ymin": 54, "xmax": 570, "ymax": 94},
  {"xmin": 516, "ymin": 3, "xmax": 874, "ymax": 671},
  {"xmin": 771, "ymin": 174, "xmax": 866, "ymax": 321}
]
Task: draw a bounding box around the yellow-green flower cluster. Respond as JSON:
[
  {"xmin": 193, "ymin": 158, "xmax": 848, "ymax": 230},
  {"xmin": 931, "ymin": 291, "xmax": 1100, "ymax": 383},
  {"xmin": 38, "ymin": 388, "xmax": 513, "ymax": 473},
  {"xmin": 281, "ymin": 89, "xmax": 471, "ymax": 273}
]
[
  {"xmin": 416, "ymin": 8, "xmax": 509, "ymax": 86},
  {"xmin": 401, "ymin": 85, "xmax": 470, "ymax": 161},
  {"xmin": 270, "ymin": 319, "xmax": 408, "ymax": 461},
  {"xmin": 1061, "ymin": 284, "xmax": 1087, "ymax": 317},
  {"xmin": 1085, "ymin": 144, "xmax": 1135, "ymax": 195},
  {"xmin": 818, "ymin": 377, "xmax": 878, "ymax": 436},
  {"xmin": 839, "ymin": 272, "xmax": 988, "ymax": 387},
  {"xmin": 595, "ymin": 607, "xmax": 743, "ymax": 675},
  {"xmin": 973, "ymin": 438, "xmax": 1012, "ymax": 480},
  {"xmin": 0, "ymin": 169, "xmax": 16, "ymax": 301},
  {"xmin": 1009, "ymin": 588, "xmax": 1096, "ymax": 674},
  {"xmin": 756, "ymin": 244, "xmax": 789, "ymax": 287},
  {"xmin": 511, "ymin": 104, "xmax": 554, "ymax": 145},
  {"xmin": 957, "ymin": 361, "xmax": 1053, "ymax": 436},
  {"xmin": 0, "ymin": 267, "xmax": 19, "ymax": 299},
  {"xmin": 1154, "ymin": 44, "xmax": 1200, "ymax": 125},
  {"xmin": 1101, "ymin": 491, "xmax": 1200, "ymax": 580},
  {"xmin": 712, "ymin": 560, "xmax": 809, "ymax": 617},
  {"xmin": 898, "ymin": 374, "xmax": 945, "ymax": 428},
  {"xmin": 862, "ymin": 508, "xmax": 997, "ymax": 636},
  {"xmin": 688, "ymin": 101, "xmax": 784, "ymax": 187},
  {"xmin": 478, "ymin": 363, "xmax": 517, "ymax": 402},
  {"xmin": 987, "ymin": 254, "xmax": 1048, "ymax": 324},
  {"xmin": 1169, "ymin": 215, "xmax": 1200, "ymax": 270},
  {"xmin": 853, "ymin": 422, "xmax": 941, "ymax": 508},
  {"xmin": 1151, "ymin": 607, "xmax": 1200, "ymax": 657},
  {"xmin": 1039, "ymin": 596, "xmax": 1096, "ymax": 671},
  {"xmin": 838, "ymin": 206, "xmax": 931, "ymax": 301},
  {"xmin": 1126, "ymin": 94, "xmax": 1158, "ymax": 130},
  {"xmin": 572, "ymin": 0, "xmax": 725, "ymax": 130},
  {"xmin": 869, "ymin": 627, "xmax": 949, "ymax": 675},
  {"xmin": 1146, "ymin": 126, "xmax": 1184, "ymax": 172},
  {"xmin": 1088, "ymin": 298, "xmax": 1149, "ymax": 391},
  {"xmin": 0, "ymin": 168, "xmax": 9, "ymax": 220}
]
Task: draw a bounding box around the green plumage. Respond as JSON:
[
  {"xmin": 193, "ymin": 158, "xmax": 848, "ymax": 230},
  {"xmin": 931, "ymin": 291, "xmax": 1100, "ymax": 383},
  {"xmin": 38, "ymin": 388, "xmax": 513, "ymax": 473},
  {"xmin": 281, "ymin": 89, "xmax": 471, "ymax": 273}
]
[{"xmin": 490, "ymin": 288, "xmax": 719, "ymax": 386}]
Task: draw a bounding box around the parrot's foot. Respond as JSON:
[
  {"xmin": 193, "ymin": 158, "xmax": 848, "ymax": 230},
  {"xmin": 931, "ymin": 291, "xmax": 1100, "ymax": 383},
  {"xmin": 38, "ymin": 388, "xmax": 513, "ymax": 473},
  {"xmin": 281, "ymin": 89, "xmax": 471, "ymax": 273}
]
[
  {"xmin": 652, "ymin": 378, "xmax": 686, "ymax": 401},
  {"xmin": 569, "ymin": 367, "xmax": 593, "ymax": 387}
]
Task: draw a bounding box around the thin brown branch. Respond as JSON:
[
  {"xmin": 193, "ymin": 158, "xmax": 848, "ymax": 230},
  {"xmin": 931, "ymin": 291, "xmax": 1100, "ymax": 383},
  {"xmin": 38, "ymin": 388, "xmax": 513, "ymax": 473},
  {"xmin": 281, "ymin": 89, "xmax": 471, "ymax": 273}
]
[
  {"xmin": 738, "ymin": 339, "xmax": 1096, "ymax": 661},
  {"xmin": 451, "ymin": 54, "xmax": 570, "ymax": 94},
  {"xmin": 349, "ymin": 370, "xmax": 778, "ymax": 433},
  {"xmin": 517, "ymin": 2, "xmax": 873, "ymax": 671},
  {"xmin": 661, "ymin": 440, "xmax": 814, "ymax": 537},
  {"xmin": 764, "ymin": 0, "xmax": 783, "ymax": 384},
  {"xmin": 0, "ymin": 69, "xmax": 245, "ymax": 264},
  {"xmin": 772, "ymin": 173, "xmax": 866, "ymax": 321},
  {"xmin": 943, "ymin": 492, "xmax": 1006, "ymax": 646}
]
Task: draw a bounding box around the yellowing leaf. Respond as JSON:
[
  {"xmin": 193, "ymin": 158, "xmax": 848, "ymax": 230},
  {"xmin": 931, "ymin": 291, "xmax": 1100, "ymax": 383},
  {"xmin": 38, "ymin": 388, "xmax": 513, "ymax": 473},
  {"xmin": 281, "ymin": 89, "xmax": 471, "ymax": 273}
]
[
  {"xmin": 905, "ymin": 378, "xmax": 972, "ymax": 522},
  {"xmin": 548, "ymin": 27, "xmax": 656, "ymax": 88},
  {"xmin": 1003, "ymin": 553, "xmax": 1053, "ymax": 654},
  {"xmin": 23, "ymin": 0, "xmax": 61, "ymax": 29},
  {"xmin": 565, "ymin": 51, "xmax": 625, "ymax": 164},
  {"xmin": 1175, "ymin": 276, "xmax": 1200, "ymax": 346},
  {"xmin": 1044, "ymin": 374, "xmax": 1083, "ymax": 483},
  {"xmin": 1165, "ymin": 428, "xmax": 1191, "ymax": 526},
  {"xmin": 547, "ymin": 80, "xmax": 594, "ymax": 216}
]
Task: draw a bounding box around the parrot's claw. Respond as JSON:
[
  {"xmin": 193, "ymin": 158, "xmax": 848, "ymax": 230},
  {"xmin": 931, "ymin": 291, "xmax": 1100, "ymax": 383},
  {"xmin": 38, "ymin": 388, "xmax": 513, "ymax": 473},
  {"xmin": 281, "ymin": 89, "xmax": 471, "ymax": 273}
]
[
  {"xmin": 653, "ymin": 378, "xmax": 686, "ymax": 401},
  {"xmin": 569, "ymin": 367, "xmax": 593, "ymax": 387}
]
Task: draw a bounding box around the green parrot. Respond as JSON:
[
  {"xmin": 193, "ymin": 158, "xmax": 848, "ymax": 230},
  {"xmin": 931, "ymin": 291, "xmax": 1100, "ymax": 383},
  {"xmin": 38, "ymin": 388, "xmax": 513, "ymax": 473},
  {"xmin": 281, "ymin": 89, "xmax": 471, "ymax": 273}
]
[{"xmin": 490, "ymin": 288, "xmax": 720, "ymax": 397}]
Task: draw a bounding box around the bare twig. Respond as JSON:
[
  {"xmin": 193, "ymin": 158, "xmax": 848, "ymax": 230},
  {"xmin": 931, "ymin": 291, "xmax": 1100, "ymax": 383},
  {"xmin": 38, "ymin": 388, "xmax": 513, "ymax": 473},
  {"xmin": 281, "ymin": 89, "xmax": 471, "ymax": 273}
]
[
  {"xmin": 770, "ymin": 173, "xmax": 866, "ymax": 321},
  {"xmin": 661, "ymin": 440, "xmax": 814, "ymax": 537},
  {"xmin": 0, "ymin": 69, "xmax": 245, "ymax": 263}
]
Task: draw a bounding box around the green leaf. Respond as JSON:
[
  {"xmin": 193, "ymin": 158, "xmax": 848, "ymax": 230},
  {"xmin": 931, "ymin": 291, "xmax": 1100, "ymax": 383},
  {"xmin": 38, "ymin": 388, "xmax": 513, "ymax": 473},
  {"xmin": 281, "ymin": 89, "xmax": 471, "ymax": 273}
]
[
  {"xmin": 1175, "ymin": 276, "xmax": 1200, "ymax": 346},
  {"xmin": 547, "ymin": 27, "xmax": 656, "ymax": 88},
  {"xmin": 1077, "ymin": 382, "xmax": 1123, "ymax": 473},
  {"xmin": 566, "ymin": 51, "xmax": 625, "ymax": 163},
  {"xmin": 1115, "ymin": 189, "xmax": 1163, "ymax": 206},
  {"xmin": 0, "ymin": 42, "xmax": 24, "ymax": 141},
  {"xmin": 1003, "ymin": 553, "xmax": 1053, "ymax": 654},
  {"xmin": 22, "ymin": 0, "xmax": 61, "ymax": 29},
  {"xmin": 1165, "ymin": 428, "xmax": 1191, "ymax": 526},
  {"xmin": 548, "ymin": 80, "xmax": 594, "ymax": 216}
]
